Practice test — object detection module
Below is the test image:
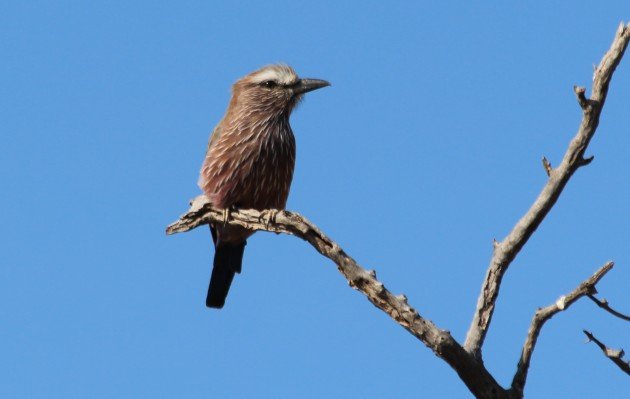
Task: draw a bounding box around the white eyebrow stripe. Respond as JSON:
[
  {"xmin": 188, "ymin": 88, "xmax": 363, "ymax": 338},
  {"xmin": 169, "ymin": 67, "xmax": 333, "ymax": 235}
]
[
  {"xmin": 252, "ymin": 70, "xmax": 280, "ymax": 83},
  {"xmin": 251, "ymin": 67, "xmax": 297, "ymax": 85}
]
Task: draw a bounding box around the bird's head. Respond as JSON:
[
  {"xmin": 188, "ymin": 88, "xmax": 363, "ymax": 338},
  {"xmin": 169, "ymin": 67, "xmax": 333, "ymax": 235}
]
[{"xmin": 231, "ymin": 64, "xmax": 330, "ymax": 116}]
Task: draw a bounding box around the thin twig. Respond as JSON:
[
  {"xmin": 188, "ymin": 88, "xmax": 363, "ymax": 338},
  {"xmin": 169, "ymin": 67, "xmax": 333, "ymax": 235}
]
[
  {"xmin": 583, "ymin": 330, "xmax": 630, "ymax": 375},
  {"xmin": 587, "ymin": 294, "xmax": 630, "ymax": 322},
  {"xmin": 541, "ymin": 156, "xmax": 553, "ymax": 176},
  {"xmin": 509, "ymin": 262, "xmax": 614, "ymax": 397},
  {"xmin": 574, "ymin": 85, "xmax": 589, "ymax": 109},
  {"xmin": 464, "ymin": 23, "xmax": 630, "ymax": 359},
  {"xmin": 166, "ymin": 196, "xmax": 508, "ymax": 399}
]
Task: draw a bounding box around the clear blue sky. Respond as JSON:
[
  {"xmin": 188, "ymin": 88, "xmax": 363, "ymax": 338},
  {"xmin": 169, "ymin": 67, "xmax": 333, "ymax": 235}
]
[{"xmin": 2, "ymin": 2, "xmax": 629, "ymax": 398}]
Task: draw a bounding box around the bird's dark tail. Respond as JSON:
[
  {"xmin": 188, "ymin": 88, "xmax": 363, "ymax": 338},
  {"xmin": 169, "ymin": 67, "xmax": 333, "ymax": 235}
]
[{"xmin": 206, "ymin": 241, "xmax": 246, "ymax": 308}]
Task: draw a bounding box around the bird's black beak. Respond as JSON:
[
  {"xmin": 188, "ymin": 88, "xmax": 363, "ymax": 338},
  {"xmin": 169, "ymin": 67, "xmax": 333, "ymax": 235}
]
[{"xmin": 293, "ymin": 78, "xmax": 331, "ymax": 95}]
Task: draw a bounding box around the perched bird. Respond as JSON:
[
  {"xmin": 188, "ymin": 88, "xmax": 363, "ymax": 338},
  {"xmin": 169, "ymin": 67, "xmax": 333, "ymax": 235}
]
[{"xmin": 198, "ymin": 64, "xmax": 330, "ymax": 308}]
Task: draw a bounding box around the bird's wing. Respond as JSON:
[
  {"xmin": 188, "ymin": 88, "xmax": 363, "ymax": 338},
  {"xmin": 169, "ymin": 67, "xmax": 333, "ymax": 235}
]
[
  {"xmin": 206, "ymin": 123, "xmax": 223, "ymax": 155},
  {"xmin": 198, "ymin": 123, "xmax": 221, "ymax": 191}
]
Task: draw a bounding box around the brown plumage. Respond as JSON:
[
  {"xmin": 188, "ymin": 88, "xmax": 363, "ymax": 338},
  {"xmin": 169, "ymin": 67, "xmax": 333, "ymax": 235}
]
[{"xmin": 198, "ymin": 64, "xmax": 330, "ymax": 308}]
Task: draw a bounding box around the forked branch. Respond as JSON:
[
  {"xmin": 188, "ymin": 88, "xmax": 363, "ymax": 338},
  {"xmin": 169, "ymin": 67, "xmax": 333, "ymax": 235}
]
[
  {"xmin": 463, "ymin": 22, "xmax": 630, "ymax": 359},
  {"xmin": 509, "ymin": 262, "xmax": 614, "ymax": 397},
  {"xmin": 168, "ymin": 22, "xmax": 630, "ymax": 399}
]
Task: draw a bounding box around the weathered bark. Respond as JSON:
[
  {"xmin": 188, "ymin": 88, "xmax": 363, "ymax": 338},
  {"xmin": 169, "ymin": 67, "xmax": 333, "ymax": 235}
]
[
  {"xmin": 463, "ymin": 22, "xmax": 630, "ymax": 361},
  {"xmin": 167, "ymin": 198, "xmax": 508, "ymax": 398}
]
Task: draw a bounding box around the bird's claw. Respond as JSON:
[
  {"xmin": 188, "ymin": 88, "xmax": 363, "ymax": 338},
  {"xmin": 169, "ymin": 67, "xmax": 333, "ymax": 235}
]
[
  {"xmin": 263, "ymin": 209, "xmax": 279, "ymax": 229},
  {"xmin": 222, "ymin": 208, "xmax": 230, "ymax": 226}
]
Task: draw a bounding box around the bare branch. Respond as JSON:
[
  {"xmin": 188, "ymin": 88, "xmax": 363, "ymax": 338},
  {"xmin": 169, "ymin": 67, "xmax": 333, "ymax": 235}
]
[
  {"xmin": 509, "ymin": 262, "xmax": 614, "ymax": 397},
  {"xmin": 583, "ymin": 330, "xmax": 630, "ymax": 375},
  {"xmin": 587, "ymin": 294, "xmax": 630, "ymax": 322},
  {"xmin": 167, "ymin": 196, "xmax": 508, "ymax": 399},
  {"xmin": 168, "ymin": 23, "xmax": 629, "ymax": 398},
  {"xmin": 464, "ymin": 23, "xmax": 630, "ymax": 359}
]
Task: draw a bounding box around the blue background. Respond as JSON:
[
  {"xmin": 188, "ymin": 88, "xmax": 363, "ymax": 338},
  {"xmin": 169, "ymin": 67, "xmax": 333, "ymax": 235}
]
[{"xmin": 2, "ymin": 2, "xmax": 629, "ymax": 398}]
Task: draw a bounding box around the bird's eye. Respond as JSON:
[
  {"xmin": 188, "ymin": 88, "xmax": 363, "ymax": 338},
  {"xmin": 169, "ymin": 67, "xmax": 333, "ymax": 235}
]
[{"xmin": 262, "ymin": 80, "xmax": 277, "ymax": 88}]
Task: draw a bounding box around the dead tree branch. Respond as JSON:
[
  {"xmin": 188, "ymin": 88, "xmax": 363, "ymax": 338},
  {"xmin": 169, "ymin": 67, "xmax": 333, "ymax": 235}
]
[
  {"xmin": 583, "ymin": 330, "xmax": 630, "ymax": 375},
  {"xmin": 587, "ymin": 294, "xmax": 630, "ymax": 322},
  {"xmin": 167, "ymin": 196, "xmax": 507, "ymax": 399},
  {"xmin": 509, "ymin": 263, "xmax": 614, "ymax": 397},
  {"xmin": 168, "ymin": 22, "xmax": 630, "ymax": 399},
  {"xmin": 463, "ymin": 22, "xmax": 630, "ymax": 360}
]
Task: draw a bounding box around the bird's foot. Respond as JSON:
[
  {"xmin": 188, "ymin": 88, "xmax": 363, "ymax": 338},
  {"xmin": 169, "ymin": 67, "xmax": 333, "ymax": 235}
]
[
  {"xmin": 221, "ymin": 208, "xmax": 230, "ymax": 226},
  {"xmin": 221, "ymin": 205, "xmax": 241, "ymax": 226},
  {"xmin": 263, "ymin": 209, "xmax": 279, "ymax": 230}
]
